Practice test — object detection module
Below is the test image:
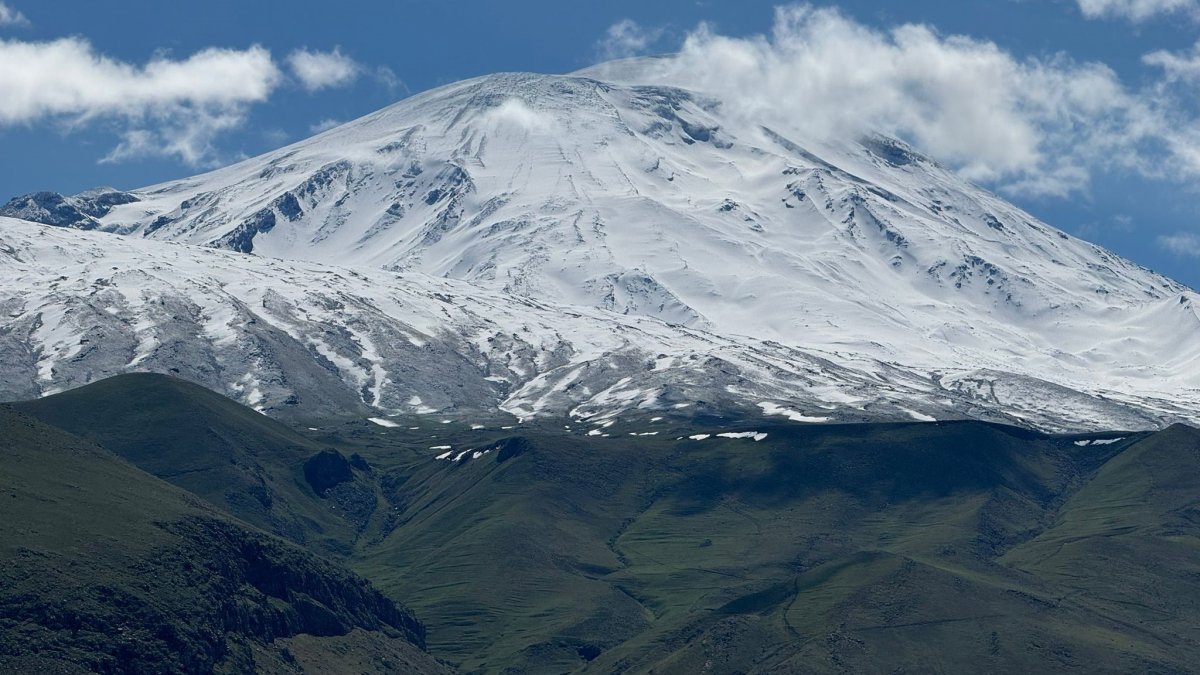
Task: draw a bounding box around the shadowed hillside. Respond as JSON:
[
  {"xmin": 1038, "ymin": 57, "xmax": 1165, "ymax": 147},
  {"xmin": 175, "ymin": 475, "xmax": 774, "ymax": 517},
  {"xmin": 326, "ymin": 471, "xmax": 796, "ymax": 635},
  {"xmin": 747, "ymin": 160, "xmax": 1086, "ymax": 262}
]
[
  {"xmin": 14, "ymin": 373, "xmax": 374, "ymax": 556},
  {"xmin": 8, "ymin": 375, "xmax": 1200, "ymax": 673},
  {"xmin": 0, "ymin": 404, "xmax": 452, "ymax": 674}
]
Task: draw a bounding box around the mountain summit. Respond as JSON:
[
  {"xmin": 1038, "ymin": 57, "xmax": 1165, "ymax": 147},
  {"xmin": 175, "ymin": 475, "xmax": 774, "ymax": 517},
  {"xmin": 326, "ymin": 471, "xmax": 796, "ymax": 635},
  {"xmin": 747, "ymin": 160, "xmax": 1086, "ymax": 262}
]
[{"xmin": 2, "ymin": 63, "xmax": 1197, "ymax": 430}]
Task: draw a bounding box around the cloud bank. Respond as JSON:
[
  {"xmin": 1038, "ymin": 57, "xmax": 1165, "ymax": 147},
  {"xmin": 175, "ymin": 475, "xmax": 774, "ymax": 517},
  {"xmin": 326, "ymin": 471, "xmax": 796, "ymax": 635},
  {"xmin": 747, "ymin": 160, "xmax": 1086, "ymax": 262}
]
[
  {"xmin": 0, "ymin": 37, "xmax": 384, "ymax": 166},
  {"xmin": 0, "ymin": 37, "xmax": 279, "ymax": 165},
  {"xmin": 609, "ymin": 6, "xmax": 1200, "ymax": 198},
  {"xmin": 0, "ymin": 39, "xmax": 279, "ymax": 123}
]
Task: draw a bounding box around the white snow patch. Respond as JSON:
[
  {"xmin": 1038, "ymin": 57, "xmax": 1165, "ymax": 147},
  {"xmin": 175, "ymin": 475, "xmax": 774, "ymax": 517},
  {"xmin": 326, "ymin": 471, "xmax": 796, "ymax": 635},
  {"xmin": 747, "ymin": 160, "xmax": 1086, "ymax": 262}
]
[
  {"xmin": 759, "ymin": 402, "xmax": 830, "ymax": 423},
  {"xmin": 369, "ymin": 417, "xmax": 401, "ymax": 428},
  {"xmin": 1077, "ymin": 437, "xmax": 1125, "ymax": 446},
  {"xmin": 716, "ymin": 432, "xmax": 769, "ymax": 441},
  {"xmin": 900, "ymin": 408, "xmax": 938, "ymax": 422}
]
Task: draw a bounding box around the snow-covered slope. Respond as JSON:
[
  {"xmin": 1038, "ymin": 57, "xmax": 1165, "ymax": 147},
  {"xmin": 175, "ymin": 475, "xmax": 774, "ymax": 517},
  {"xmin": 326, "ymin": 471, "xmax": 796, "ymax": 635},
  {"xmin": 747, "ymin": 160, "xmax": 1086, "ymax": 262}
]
[
  {"xmin": 1, "ymin": 217, "xmax": 1188, "ymax": 431},
  {"xmin": 3, "ymin": 62, "xmax": 1198, "ymax": 430}
]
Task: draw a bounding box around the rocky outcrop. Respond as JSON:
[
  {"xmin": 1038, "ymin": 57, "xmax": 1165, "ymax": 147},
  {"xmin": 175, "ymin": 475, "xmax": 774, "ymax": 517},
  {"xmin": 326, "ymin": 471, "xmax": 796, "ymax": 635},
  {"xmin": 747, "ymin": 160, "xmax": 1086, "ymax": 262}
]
[{"xmin": 0, "ymin": 189, "xmax": 138, "ymax": 230}]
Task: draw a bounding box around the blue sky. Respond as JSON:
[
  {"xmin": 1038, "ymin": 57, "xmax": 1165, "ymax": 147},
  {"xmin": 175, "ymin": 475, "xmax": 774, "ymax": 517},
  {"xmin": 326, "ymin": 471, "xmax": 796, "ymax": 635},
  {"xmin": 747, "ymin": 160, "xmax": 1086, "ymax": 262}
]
[{"xmin": 2, "ymin": 0, "xmax": 1200, "ymax": 287}]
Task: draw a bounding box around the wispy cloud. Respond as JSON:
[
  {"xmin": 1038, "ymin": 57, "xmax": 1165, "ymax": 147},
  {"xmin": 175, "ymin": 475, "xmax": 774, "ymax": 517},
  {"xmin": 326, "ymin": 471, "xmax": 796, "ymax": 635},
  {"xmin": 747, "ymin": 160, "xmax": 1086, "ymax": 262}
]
[
  {"xmin": 0, "ymin": 2, "xmax": 28, "ymax": 27},
  {"xmin": 1158, "ymin": 232, "xmax": 1200, "ymax": 256},
  {"xmin": 309, "ymin": 118, "xmax": 341, "ymax": 134},
  {"xmin": 606, "ymin": 4, "xmax": 1200, "ymax": 199},
  {"xmin": 100, "ymin": 110, "xmax": 248, "ymax": 167},
  {"xmin": 262, "ymin": 127, "xmax": 288, "ymax": 145},
  {"xmin": 1144, "ymin": 42, "xmax": 1200, "ymax": 80},
  {"xmin": 597, "ymin": 19, "xmax": 664, "ymax": 60},
  {"xmin": 483, "ymin": 98, "xmax": 558, "ymax": 133},
  {"xmin": 287, "ymin": 47, "xmax": 360, "ymax": 92},
  {"xmin": 374, "ymin": 65, "xmax": 406, "ymax": 97},
  {"xmin": 1077, "ymin": 214, "xmax": 1136, "ymax": 239},
  {"xmin": 1077, "ymin": 0, "xmax": 1199, "ymax": 22}
]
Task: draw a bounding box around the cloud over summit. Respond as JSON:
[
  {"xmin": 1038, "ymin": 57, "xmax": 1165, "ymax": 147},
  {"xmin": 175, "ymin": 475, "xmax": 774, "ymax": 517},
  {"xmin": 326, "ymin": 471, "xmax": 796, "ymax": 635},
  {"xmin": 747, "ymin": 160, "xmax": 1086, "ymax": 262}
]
[{"xmin": 603, "ymin": 5, "xmax": 1200, "ymax": 198}]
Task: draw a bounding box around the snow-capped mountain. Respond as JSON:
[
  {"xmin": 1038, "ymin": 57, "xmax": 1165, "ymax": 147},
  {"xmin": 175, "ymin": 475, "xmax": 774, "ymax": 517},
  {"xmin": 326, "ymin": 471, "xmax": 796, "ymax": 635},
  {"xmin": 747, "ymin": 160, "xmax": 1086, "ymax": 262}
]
[
  {"xmin": 2, "ymin": 61, "xmax": 1198, "ymax": 430},
  {"xmin": 1, "ymin": 217, "xmax": 1186, "ymax": 431}
]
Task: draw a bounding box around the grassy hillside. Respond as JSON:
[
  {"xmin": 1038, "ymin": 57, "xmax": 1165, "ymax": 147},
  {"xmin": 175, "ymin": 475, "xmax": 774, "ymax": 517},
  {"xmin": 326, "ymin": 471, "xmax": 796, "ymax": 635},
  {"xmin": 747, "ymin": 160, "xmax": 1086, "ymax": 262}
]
[
  {"xmin": 337, "ymin": 416, "xmax": 1200, "ymax": 674},
  {"xmin": 10, "ymin": 375, "xmax": 1200, "ymax": 673},
  {"xmin": 0, "ymin": 405, "xmax": 452, "ymax": 674},
  {"xmin": 14, "ymin": 373, "xmax": 370, "ymax": 556}
]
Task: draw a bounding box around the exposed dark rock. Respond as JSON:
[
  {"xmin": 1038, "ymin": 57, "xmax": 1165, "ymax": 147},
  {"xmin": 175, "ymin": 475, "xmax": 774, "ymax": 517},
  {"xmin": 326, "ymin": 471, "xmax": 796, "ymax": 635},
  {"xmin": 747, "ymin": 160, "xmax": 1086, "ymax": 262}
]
[
  {"xmin": 275, "ymin": 192, "xmax": 303, "ymax": 221},
  {"xmin": 1, "ymin": 192, "xmax": 97, "ymax": 229},
  {"xmin": 327, "ymin": 481, "xmax": 378, "ymax": 531},
  {"xmin": 216, "ymin": 209, "xmax": 276, "ymax": 254},
  {"xmin": 490, "ymin": 437, "xmax": 532, "ymax": 463},
  {"xmin": 0, "ymin": 189, "xmax": 140, "ymax": 230},
  {"xmin": 862, "ymin": 135, "xmax": 923, "ymax": 167},
  {"xmin": 304, "ymin": 449, "xmax": 355, "ymax": 496},
  {"xmin": 578, "ymin": 644, "xmax": 602, "ymax": 661}
]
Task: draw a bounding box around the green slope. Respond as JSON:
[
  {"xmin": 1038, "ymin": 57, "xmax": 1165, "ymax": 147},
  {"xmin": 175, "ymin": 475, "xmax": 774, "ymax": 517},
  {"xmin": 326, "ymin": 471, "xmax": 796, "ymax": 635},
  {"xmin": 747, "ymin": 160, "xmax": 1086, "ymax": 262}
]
[
  {"xmin": 344, "ymin": 418, "xmax": 1200, "ymax": 673},
  {"xmin": 11, "ymin": 375, "xmax": 1200, "ymax": 674},
  {"xmin": 14, "ymin": 373, "xmax": 369, "ymax": 555},
  {"xmin": 0, "ymin": 405, "xmax": 452, "ymax": 674}
]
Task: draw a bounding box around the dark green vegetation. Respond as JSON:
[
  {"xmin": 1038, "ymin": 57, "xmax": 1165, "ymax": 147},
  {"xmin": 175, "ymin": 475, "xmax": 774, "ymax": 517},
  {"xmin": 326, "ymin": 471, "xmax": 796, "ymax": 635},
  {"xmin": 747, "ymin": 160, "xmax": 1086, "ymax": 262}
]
[
  {"xmin": 7, "ymin": 374, "xmax": 1200, "ymax": 673},
  {"xmin": 13, "ymin": 374, "xmax": 372, "ymax": 556},
  {"xmin": 0, "ymin": 398, "xmax": 450, "ymax": 673}
]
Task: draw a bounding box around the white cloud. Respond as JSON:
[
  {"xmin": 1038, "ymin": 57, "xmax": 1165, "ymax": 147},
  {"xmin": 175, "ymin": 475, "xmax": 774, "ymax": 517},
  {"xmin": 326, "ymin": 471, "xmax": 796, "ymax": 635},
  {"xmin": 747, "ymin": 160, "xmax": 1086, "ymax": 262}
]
[
  {"xmin": 483, "ymin": 98, "xmax": 558, "ymax": 133},
  {"xmin": 617, "ymin": 5, "xmax": 1200, "ymax": 198},
  {"xmin": 0, "ymin": 37, "xmax": 281, "ymax": 165},
  {"xmin": 287, "ymin": 47, "xmax": 360, "ymax": 92},
  {"xmin": 309, "ymin": 118, "xmax": 342, "ymax": 134},
  {"xmin": 0, "ymin": 38, "xmax": 279, "ymax": 123},
  {"xmin": 1077, "ymin": 0, "xmax": 1198, "ymax": 22},
  {"xmin": 597, "ymin": 19, "xmax": 663, "ymax": 60},
  {"xmin": 1144, "ymin": 42, "xmax": 1200, "ymax": 80},
  {"xmin": 374, "ymin": 65, "xmax": 406, "ymax": 96},
  {"xmin": 1158, "ymin": 231, "xmax": 1200, "ymax": 256},
  {"xmin": 101, "ymin": 109, "xmax": 246, "ymax": 166},
  {"xmin": 0, "ymin": 2, "xmax": 28, "ymax": 27}
]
